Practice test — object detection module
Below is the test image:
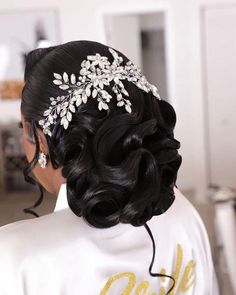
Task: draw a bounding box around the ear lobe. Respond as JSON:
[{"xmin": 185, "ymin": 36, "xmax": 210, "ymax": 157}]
[
  {"xmin": 24, "ymin": 121, "xmax": 36, "ymax": 144},
  {"xmin": 38, "ymin": 130, "xmax": 49, "ymax": 155}
]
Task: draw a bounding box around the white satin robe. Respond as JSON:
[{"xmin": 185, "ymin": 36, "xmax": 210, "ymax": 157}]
[{"xmin": 0, "ymin": 184, "xmax": 219, "ymax": 294}]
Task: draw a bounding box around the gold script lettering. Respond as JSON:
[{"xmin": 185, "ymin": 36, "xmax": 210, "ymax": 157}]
[
  {"xmin": 135, "ymin": 280, "xmax": 150, "ymax": 295},
  {"xmin": 168, "ymin": 243, "xmax": 183, "ymax": 294},
  {"xmin": 100, "ymin": 272, "xmax": 136, "ymax": 295},
  {"xmin": 179, "ymin": 260, "xmax": 195, "ymax": 292},
  {"xmin": 100, "ymin": 244, "xmax": 195, "ymax": 295}
]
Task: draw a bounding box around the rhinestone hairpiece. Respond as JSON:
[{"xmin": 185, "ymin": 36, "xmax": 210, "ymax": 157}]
[{"xmin": 39, "ymin": 47, "xmax": 161, "ymax": 136}]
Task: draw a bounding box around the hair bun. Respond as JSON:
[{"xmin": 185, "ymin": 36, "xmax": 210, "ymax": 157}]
[{"xmin": 62, "ymin": 102, "xmax": 181, "ymax": 228}]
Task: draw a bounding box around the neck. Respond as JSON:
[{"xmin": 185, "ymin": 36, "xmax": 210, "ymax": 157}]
[{"xmin": 52, "ymin": 169, "xmax": 66, "ymax": 196}]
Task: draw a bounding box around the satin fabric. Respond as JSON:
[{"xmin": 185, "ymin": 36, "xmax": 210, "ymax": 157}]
[{"xmin": 0, "ymin": 185, "xmax": 219, "ymax": 294}]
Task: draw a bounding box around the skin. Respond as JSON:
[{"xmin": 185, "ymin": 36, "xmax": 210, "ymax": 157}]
[{"xmin": 21, "ymin": 114, "xmax": 65, "ymax": 196}]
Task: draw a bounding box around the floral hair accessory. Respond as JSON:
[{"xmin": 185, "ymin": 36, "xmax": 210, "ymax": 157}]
[{"xmin": 39, "ymin": 47, "xmax": 161, "ymax": 136}]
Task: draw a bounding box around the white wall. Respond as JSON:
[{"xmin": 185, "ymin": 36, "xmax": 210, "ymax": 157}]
[
  {"xmin": 203, "ymin": 5, "xmax": 236, "ymax": 188},
  {"xmin": 0, "ymin": 0, "xmax": 233, "ymax": 200}
]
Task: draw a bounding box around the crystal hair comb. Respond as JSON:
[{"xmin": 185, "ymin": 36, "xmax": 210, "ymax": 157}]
[{"xmin": 39, "ymin": 47, "xmax": 161, "ymax": 136}]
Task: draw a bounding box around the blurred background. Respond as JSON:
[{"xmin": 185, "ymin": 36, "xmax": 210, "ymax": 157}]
[{"xmin": 0, "ymin": 0, "xmax": 235, "ymax": 294}]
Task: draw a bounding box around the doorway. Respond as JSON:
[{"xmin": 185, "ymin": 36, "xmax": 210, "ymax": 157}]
[{"xmin": 103, "ymin": 11, "xmax": 169, "ymax": 100}]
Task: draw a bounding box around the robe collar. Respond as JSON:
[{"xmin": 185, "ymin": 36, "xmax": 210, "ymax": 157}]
[{"xmin": 54, "ymin": 183, "xmax": 68, "ymax": 212}]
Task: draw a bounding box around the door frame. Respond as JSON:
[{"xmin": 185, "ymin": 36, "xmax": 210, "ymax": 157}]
[{"xmin": 96, "ymin": 3, "xmax": 176, "ymax": 107}]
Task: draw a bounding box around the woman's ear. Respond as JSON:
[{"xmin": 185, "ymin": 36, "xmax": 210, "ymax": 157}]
[
  {"xmin": 37, "ymin": 129, "xmax": 48, "ymax": 155},
  {"xmin": 37, "ymin": 129, "xmax": 49, "ymax": 155},
  {"xmin": 23, "ymin": 120, "xmax": 36, "ymax": 144}
]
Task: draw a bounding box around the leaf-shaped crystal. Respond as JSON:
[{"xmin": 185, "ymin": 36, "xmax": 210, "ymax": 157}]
[
  {"xmin": 62, "ymin": 101, "xmax": 69, "ymax": 108},
  {"xmin": 60, "ymin": 109, "xmax": 67, "ymax": 117},
  {"xmin": 114, "ymin": 77, "xmax": 119, "ymax": 84},
  {"xmin": 48, "ymin": 115, "xmax": 54, "ymax": 124},
  {"xmin": 100, "ymin": 90, "xmax": 108, "ymax": 99},
  {"xmin": 125, "ymin": 104, "xmax": 132, "ymax": 113},
  {"xmin": 71, "ymin": 74, "xmax": 76, "ymax": 84},
  {"xmin": 59, "ymin": 85, "xmax": 69, "ymax": 90},
  {"xmin": 82, "ymin": 93, "xmax": 87, "ymax": 103},
  {"xmin": 69, "ymin": 104, "xmax": 75, "ymax": 113},
  {"xmin": 76, "ymin": 97, "xmax": 82, "ymax": 106},
  {"xmin": 102, "ymin": 103, "xmax": 108, "ymax": 110},
  {"xmin": 99, "ymin": 80, "xmax": 104, "ymax": 89},
  {"xmin": 80, "ymin": 68, "xmax": 87, "ymax": 75},
  {"xmin": 63, "ymin": 72, "xmax": 69, "ymax": 82},
  {"xmin": 78, "ymin": 89, "xmax": 84, "ymax": 94},
  {"xmin": 60, "ymin": 116, "xmax": 66, "ymax": 125},
  {"xmin": 109, "ymin": 48, "xmax": 119, "ymax": 60},
  {"xmin": 86, "ymin": 87, "xmax": 91, "ymax": 97},
  {"xmin": 98, "ymin": 101, "xmax": 103, "ymax": 111},
  {"xmin": 44, "ymin": 109, "xmax": 51, "ymax": 116},
  {"xmin": 67, "ymin": 111, "xmax": 72, "ymax": 122},
  {"xmin": 122, "ymin": 89, "xmax": 129, "ymax": 96},
  {"xmin": 53, "ymin": 80, "xmax": 63, "ymax": 85},
  {"xmin": 64, "ymin": 120, "xmax": 69, "ymax": 129},
  {"xmin": 117, "ymin": 101, "xmax": 124, "ymax": 107},
  {"xmin": 85, "ymin": 61, "xmax": 90, "ymax": 69},
  {"xmin": 57, "ymin": 105, "xmax": 61, "ymax": 114},
  {"xmin": 87, "ymin": 55, "xmax": 96, "ymax": 61},
  {"xmin": 53, "ymin": 73, "xmax": 62, "ymax": 80},
  {"xmin": 92, "ymin": 89, "xmax": 97, "ymax": 98},
  {"xmin": 81, "ymin": 60, "xmax": 86, "ymax": 67},
  {"xmin": 93, "ymin": 79, "xmax": 99, "ymax": 87},
  {"xmin": 117, "ymin": 94, "xmax": 122, "ymax": 101},
  {"xmin": 103, "ymin": 80, "xmax": 109, "ymax": 86},
  {"xmin": 119, "ymin": 81, "xmax": 124, "ymax": 89}
]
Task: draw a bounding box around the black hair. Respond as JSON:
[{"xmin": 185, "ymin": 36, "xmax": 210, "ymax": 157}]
[{"xmin": 21, "ymin": 40, "xmax": 182, "ymax": 294}]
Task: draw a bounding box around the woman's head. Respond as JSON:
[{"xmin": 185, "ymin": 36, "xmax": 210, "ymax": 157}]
[{"xmin": 21, "ymin": 40, "xmax": 182, "ymax": 228}]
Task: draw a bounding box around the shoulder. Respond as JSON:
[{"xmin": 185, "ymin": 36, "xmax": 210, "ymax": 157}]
[
  {"xmin": 152, "ymin": 187, "xmax": 214, "ymax": 264},
  {"xmin": 173, "ymin": 188, "xmax": 199, "ymax": 215},
  {"xmin": 172, "ymin": 189, "xmax": 219, "ymax": 293},
  {"xmin": 151, "ymin": 189, "xmax": 219, "ymax": 294},
  {"xmin": 0, "ymin": 208, "xmax": 84, "ymax": 293},
  {"xmin": 156, "ymin": 188, "xmax": 206, "ymax": 225},
  {"xmin": 0, "ymin": 209, "xmax": 77, "ymax": 256},
  {"xmin": 173, "ymin": 188, "xmax": 209, "ymax": 231},
  {"xmin": 173, "ymin": 188, "xmax": 210, "ymax": 238},
  {"xmin": 0, "ymin": 210, "xmax": 68, "ymax": 293},
  {"xmin": 149, "ymin": 188, "xmax": 212, "ymax": 248}
]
